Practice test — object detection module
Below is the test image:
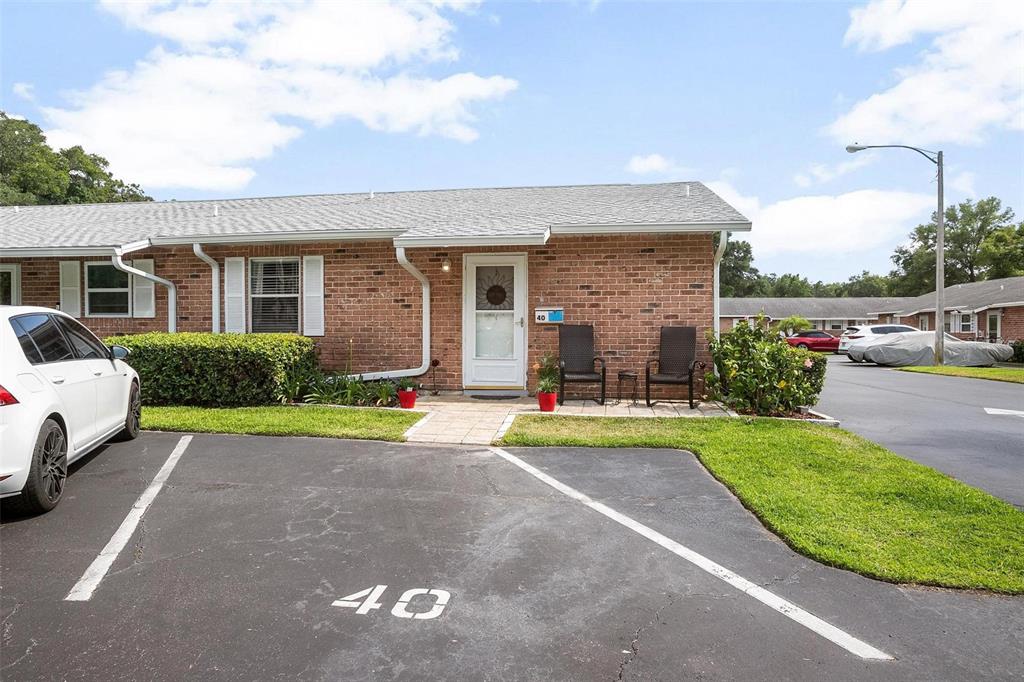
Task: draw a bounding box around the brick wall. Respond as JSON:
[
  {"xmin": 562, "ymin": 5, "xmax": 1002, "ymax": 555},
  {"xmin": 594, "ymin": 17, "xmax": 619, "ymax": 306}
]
[{"xmin": 2, "ymin": 233, "xmax": 715, "ymax": 394}]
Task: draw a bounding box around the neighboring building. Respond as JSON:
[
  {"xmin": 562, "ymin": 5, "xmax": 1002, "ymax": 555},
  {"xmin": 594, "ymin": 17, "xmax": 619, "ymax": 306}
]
[
  {"xmin": 721, "ymin": 276, "xmax": 1024, "ymax": 343},
  {"xmin": 0, "ymin": 182, "xmax": 751, "ymax": 394},
  {"xmin": 891, "ymin": 276, "xmax": 1024, "ymax": 342},
  {"xmin": 719, "ymin": 297, "xmax": 914, "ymax": 335}
]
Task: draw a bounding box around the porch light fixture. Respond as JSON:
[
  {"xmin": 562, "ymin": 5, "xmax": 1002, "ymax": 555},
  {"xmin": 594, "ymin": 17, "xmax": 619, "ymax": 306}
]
[
  {"xmin": 441, "ymin": 257, "xmax": 451, "ymax": 273},
  {"xmin": 846, "ymin": 142, "xmax": 945, "ymax": 365}
]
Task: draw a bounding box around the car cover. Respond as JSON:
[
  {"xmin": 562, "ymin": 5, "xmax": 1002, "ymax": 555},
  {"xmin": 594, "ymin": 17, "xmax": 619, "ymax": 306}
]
[{"xmin": 861, "ymin": 332, "xmax": 1013, "ymax": 367}]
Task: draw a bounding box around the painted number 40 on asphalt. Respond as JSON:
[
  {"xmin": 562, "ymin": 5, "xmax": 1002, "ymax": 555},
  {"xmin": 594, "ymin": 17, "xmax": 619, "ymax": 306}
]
[{"xmin": 332, "ymin": 585, "xmax": 451, "ymax": 620}]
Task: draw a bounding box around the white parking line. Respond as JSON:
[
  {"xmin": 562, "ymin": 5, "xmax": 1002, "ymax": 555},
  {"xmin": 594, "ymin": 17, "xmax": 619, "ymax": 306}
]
[
  {"xmin": 65, "ymin": 435, "xmax": 193, "ymax": 602},
  {"xmin": 489, "ymin": 446, "xmax": 894, "ymax": 661}
]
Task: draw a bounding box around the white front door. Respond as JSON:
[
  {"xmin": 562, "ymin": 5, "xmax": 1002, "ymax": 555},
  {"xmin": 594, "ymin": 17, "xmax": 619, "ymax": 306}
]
[{"xmin": 462, "ymin": 254, "xmax": 527, "ymax": 389}]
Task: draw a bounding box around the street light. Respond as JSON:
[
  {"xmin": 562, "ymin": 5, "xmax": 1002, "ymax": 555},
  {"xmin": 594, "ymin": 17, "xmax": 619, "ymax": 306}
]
[{"xmin": 846, "ymin": 143, "xmax": 945, "ymax": 365}]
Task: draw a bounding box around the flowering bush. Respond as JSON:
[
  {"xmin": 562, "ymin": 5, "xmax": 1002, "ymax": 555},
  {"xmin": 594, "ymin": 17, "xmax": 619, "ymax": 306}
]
[{"xmin": 706, "ymin": 316, "xmax": 827, "ymax": 416}]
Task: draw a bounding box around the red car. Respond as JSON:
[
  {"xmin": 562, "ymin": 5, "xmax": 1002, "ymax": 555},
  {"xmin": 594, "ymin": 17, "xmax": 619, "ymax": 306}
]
[{"xmin": 786, "ymin": 330, "xmax": 840, "ymax": 352}]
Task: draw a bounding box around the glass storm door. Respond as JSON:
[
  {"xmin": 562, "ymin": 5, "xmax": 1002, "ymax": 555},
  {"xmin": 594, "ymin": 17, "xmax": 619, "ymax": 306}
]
[{"xmin": 462, "ymin": 254, "xmax": 526, "ymax": 388}]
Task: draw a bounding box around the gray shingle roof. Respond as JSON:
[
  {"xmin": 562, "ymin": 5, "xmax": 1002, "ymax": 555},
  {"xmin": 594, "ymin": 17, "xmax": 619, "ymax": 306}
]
[
  {"xmin": 721, "ymin": 297, "xmax": 915, "ymax": 320},
  {"xmin": 722, "ymin": 277, "xmax": 1024, "ymax": 320},
  {"xmin": 894, "ymin": 276, "xmax": 1024, "ymax": 314},
  {"xmin": 0, "ymin": 182, "xmax": 750, "ymax": 251}
]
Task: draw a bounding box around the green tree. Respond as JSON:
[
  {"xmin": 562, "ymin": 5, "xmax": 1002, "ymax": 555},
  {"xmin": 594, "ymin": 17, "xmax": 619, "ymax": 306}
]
[
  {"xmin": 839, "ymin": 270, "xmax": 893, "ymax": 297},
  {"xmin": 890, "ymin": 197, "xmax": 1016, "ymax": 294},
  {"xmin": 979, "ymin": 223, "xmax": 1024, "ymax": 278},
  {"xmin": 760, "ymin": 273, "xmax": 814, "ymax": 297},
  {"xmin": 718, "ymin": 239, "xmax": 762, "ymax": 297},
  {"xmin": 0, "ymin": 111, "xmax": 151, "ymax": 206},
  {"xmin": 771, "ymin": 315, "xmax": 812, "ymax": 334}
]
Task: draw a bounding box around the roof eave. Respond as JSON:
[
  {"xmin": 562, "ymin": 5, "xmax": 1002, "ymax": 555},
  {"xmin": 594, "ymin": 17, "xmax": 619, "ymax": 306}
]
[
  {"xmin": 550, "ymin": 221, "xmax": 751, "ymax": 235},
  {"xmin": 151, "ymin": 229, "xmax": 404, "ymax": 246},
  {"xmin": 393, "ymin": 231, "xmax": 551, "ymax": 248}
]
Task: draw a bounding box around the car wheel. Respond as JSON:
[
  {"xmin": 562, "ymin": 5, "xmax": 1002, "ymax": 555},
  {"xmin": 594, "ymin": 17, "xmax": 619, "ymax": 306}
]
[
  {"xmin": 10, "ymin": 419, "xmax": 67, "ymax": 515},
  {"xmin": 797, "ymin": 343, "xmax": 809, "ymax": 349},
  {"xmin": 112, "ymin": 382, "xmax": 141, "ymax": 442},
  {"xmin": 847, "ymin": 355, "xmax": 861, "ymax": 362}
]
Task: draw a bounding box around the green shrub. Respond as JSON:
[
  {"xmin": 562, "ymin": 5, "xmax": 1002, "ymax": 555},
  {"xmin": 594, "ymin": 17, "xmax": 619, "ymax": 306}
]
[
  {"xmin": 303, "ymin": 373, "xmax": 398, "ymax": 407},
  {"xmin": 1011, "ymin": 340, "xmax": 1024, "ymax": 364},
  {"xmin": 706, "ymin": 316, "xmax": 828, "ymax": 416},
  {"xmin": 105, "ymin": 332, "xmax": 317, "ymax": 407}
]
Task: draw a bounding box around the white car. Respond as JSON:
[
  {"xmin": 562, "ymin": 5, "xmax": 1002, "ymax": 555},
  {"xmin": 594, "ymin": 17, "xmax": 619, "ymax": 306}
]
[
  {"xmin": 1, "ymin": 306, "xmax": 140, "ymax": 514},
  {"xmin": 839, "ymin": 323, "xmax": 919, "ymax": 359}
]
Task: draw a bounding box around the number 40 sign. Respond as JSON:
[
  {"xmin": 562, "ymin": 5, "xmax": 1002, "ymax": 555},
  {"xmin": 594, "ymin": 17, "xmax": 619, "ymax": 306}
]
[{"xmin": 332, "ymin": 585, "xmax": 451, "ymax": 620}]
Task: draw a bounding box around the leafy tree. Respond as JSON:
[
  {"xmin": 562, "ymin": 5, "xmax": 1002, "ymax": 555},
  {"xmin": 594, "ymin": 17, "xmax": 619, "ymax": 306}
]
[
  {"xmin": 979, "ymin": 223, "xmax": 1024, "ymax": 279},
  {"xmin": 718, "ymin": 239, "xmax": 762, "ymax": 297},
  {"xmin": 759, "ymin": 273, "xmax": 814, "ymax": 297},
  {"xmin": 890, "ymin": 197, "xmax": 1016, "ymax": 294},
  {"xmin": 0, "ymin": 111, "xmax": 150, "ymax": 206},
  {"xmin": 838, "ymin": 270, "xmax": 893, "ymax": 297},
  {"xmin": 771, "ymin": 315, "xmax": 812, "ymax": 335}
]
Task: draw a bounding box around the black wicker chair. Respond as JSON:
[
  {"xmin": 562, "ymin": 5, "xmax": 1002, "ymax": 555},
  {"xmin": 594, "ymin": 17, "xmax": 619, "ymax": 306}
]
[
  {"xmin": 645, "ymin": 326, "xmax": 705, "ymax": 409},
  {"xmin": 558, "ymin": 324, "xmax": 606, "ymax": 405}
]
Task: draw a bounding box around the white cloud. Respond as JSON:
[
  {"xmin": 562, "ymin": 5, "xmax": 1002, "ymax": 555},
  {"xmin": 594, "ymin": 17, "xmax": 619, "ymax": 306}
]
[
  {"xmin": 949, "ymin": 170, "xmax": 976, "ymax": 197},
  {"xmin": 42, "ymin": 1, "xmax": 516, "ymax": 191},
  {"xmin": 829, "ymin": 0, "xmax": 1024, "ymax": 146},
  {"xmin": 707, "ymin": 181, "xmax": 933, "ymax": 257},
  {"xmin": 12, "ymin": 82, "xmax": 35, "ymax": 101},
  {"xmin": 793, "ymin": 153, "xmax": 875, "ymax": 187},
  {"xmin": 624, "ymin": 153, "xmax": 693, "ymax": 178}
]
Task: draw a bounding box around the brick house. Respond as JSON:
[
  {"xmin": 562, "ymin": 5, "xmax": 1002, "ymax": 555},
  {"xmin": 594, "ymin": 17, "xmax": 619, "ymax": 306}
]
[
  {"xmin": 720, "ymin": 276, "xmax": 1024, "ymax": 343},
  {"xmin": 0, "ymin": 182, "xmax": 751, "ymax": 395}
]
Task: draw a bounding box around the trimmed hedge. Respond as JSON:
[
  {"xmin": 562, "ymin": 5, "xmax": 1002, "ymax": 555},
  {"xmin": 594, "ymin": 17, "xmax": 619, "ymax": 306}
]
[{"xmin": 104, "ymin": 332, "xmax": 317, "ymax": 406}]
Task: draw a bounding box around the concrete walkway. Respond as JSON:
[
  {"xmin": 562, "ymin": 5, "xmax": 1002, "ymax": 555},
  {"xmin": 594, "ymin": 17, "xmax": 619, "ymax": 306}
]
[{"xmin": 403, "ymin": 395, "xmax": 732, "ymax": 445}]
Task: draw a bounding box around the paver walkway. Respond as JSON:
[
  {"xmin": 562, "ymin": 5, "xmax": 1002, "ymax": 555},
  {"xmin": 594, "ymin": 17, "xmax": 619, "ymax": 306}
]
[{"xmin": 403, "ymin": 395, "xmax": 732, "ymax": 445}]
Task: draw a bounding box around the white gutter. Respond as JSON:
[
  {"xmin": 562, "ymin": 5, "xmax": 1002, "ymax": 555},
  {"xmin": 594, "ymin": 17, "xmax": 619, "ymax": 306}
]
[
  {"xmin": 393, "ymin": 231, "xmax": 550, "ymax": 248},
  {"xmin": 111, "ymin": 249, "xmax": 177, "ymax": 333},
  {"xmin": 192, "ymin": 244, "xmax": 220, "ymax": 333},
  {"xmin": 550, "ymin": 220, "xmax": 752, "ymax": 235},
  {"xmin": 356, "ymin": 247, "xmax": 431, "ymax": 381},
  {"xmin": 150, "ymin": 229, "xmax": 402, "ymax": 247},
  {"xmin": 713, "ymin": 230, "xmax": 729, "ymax": 340}
]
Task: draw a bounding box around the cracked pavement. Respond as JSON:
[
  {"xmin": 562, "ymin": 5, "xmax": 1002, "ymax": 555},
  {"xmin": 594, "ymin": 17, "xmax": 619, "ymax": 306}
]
[{"xmin": 1, "ymin": 432, "xmax": 1022, "ymax": 680}]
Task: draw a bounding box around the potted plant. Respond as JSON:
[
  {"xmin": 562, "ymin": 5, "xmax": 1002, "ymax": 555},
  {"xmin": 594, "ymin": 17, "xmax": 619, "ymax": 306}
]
[
  {"xmin": 536, "ymin": 375, "xmax": 558, "ymax": 412},
  {"xmin": 396, "ymin": 377, "xmax": 418, "ymax": 409}
]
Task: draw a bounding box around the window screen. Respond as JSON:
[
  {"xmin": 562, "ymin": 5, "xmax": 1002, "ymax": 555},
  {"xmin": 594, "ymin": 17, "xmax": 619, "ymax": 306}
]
[
  {"xmin": 86, "ymin": 263, "xmax": 131, "ymax": 316},
  {"xmin": 250, "ymin": 259, "xmax": 300, "ymax": 333}
]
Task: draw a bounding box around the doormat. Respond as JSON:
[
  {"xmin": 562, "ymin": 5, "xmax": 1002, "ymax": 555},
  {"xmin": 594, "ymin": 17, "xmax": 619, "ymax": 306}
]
[{"xmin": 469, "ymin": 395, "xmax": 519, "ymax": 401}]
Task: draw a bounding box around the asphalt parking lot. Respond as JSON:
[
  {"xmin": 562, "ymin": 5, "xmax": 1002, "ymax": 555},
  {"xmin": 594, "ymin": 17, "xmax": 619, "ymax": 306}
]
[
  {"xmin": 817, "ymin": 355, "xmax": 1024, "ymax": 507},
  {"xmin": 2, "ymin": 432, "xmax": 1023, "ymax": 680}
]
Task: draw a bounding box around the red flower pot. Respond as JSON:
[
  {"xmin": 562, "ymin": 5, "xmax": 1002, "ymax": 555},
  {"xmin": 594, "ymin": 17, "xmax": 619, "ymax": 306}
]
[
  {"xmin": 397, "ymin": 389, "xmax": 417, "ymax": 409},
  {"xmin": 537, "ymin": 391, "xmax": 557, "ymax": 412}
]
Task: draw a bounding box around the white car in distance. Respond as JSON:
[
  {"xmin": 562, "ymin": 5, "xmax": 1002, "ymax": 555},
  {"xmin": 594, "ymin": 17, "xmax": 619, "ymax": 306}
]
[
  {"xmin": 839, "ymin": 323, "xmax": 919, "ymax": 360},
  {"xmin": 1, "ymin": 307, "xmax": 141, "ymax": 514}
]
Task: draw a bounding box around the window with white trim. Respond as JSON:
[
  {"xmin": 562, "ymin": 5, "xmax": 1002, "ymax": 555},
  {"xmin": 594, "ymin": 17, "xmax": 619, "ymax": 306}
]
[
  {"xmin": 85, "ymin": 262, "xmax": 131, "ymax": 317},
  {"xmin": 828, "ymin": 319, "xmax": 844, "ymax": 331},
  {"xmin": 249, "ymin": 258, "xmax": 300, "ymax": 333},
  {"xmin": 919, "ymin": 314, "xmax": 929, "ymax": 331},
  {"xmin": 0, "ymin": 263, "xmax": 20, "ymax": 305},
  {"xmin": 956, "ymin": 312, "xmax": 974, "ymax": 333}
]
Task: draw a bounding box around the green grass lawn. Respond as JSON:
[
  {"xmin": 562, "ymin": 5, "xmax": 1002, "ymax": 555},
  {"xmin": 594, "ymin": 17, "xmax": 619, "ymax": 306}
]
[
  {"xmin": 142, "ymin": 405, "xmax": 424, "ymax": 442},
  {"xmin": 499, "ymin": 415, "xmax": 1024, "ymax": 593},
  {"xmin": 897, "ymin": 365, "xmax": 1024, "ymax": 384}
]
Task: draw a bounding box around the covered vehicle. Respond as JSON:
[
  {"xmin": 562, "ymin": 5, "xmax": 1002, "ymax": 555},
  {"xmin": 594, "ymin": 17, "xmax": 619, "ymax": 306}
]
[{"xmin": 855, "ymin": 331, "xmax": 1013, "ymax": 367}]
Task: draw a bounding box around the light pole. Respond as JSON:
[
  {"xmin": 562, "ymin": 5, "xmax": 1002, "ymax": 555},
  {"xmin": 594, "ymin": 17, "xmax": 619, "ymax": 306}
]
[{"xmin": 846, "ymin": 143, "xmax": 944, "ymax": 365}]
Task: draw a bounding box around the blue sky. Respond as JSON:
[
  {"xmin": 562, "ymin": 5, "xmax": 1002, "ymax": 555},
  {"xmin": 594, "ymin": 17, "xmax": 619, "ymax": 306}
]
[{"xmin": 2, "ymin": 1, "xmax": 1022, "ymax": 282}]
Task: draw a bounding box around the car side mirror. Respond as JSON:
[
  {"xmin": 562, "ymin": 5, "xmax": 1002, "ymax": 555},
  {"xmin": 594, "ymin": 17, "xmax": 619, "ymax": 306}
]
[{"xmin": 109, "ymin": 345, "xmax": 131, "ymax": 360}]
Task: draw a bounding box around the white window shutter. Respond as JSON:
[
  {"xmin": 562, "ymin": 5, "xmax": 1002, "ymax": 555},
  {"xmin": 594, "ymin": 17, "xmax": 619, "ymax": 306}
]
[
  {"xmin": 224, "ymin": 257, "xmax": 246, "ymax": 333},
  {"xmin": 132, "ymin": 258, "xmax": 156, "ymax": 318},
  {"xmin": 59, "ymin": 261, "xmax": 81, "ymax": 317},
  {"xmin": 302, "ymin": 255, "xmax": 325, "ymax": 337}
]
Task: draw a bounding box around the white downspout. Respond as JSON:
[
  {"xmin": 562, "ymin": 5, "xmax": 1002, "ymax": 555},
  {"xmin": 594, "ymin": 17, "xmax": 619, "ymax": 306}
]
[
  {"xmin": 356, "ymin": 246, "xmax": 430, "ymax": 380},
  {"xmin": 192, "ymin": 243, "xmax": 220, "ymax": 333},
  {"xmin": 111, "ymin": 250, "xmax": 177, "ymax": 333},
  {"xmin": 713, "ymin": 230, "xmax": 729, "ymax": 340}
]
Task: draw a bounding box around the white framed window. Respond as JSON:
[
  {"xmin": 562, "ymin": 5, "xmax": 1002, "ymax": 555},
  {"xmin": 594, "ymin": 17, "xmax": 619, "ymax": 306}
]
[
  {"xmin": 85, "ymin": 262, "xmax": 132, "ymax": 317},
  {"xmin": 919, "ymin": 314, "xmax": 929, "ymax": 331},
  {"xmin": 958, "ymin": 313, "xmax": 974, "ymax": 333},
  {"xmin": 828, "ymin": 319, "xmax": 844, "ymax": 331},
  {"xmin": 249, "ymin": 257, "xmax": 300, "ymax": 333},
  {"xmin": 0, "ymin": 263, "xmax": 21, "ymax": 305}
]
